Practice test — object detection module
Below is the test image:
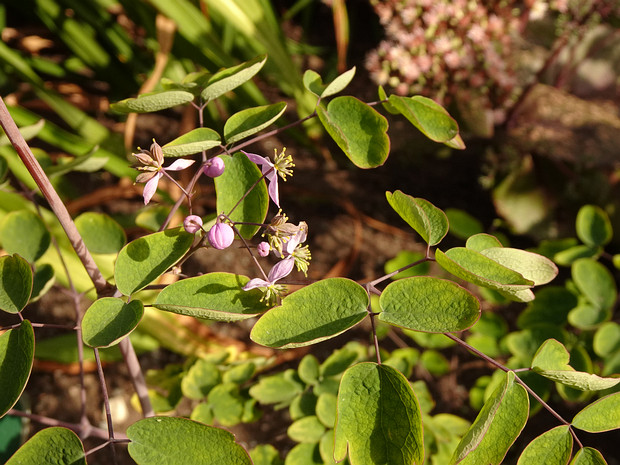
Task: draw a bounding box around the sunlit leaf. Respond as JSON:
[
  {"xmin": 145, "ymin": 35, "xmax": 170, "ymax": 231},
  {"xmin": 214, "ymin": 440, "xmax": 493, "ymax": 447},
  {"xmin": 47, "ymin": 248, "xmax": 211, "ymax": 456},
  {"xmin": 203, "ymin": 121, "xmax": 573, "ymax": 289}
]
[
  {"xmin": 288, "ymin": 416, "xmax": 325, "ymax": 443},
  {"xmin": 250, "ymin": 278, "xmax": 368, "ymax": 348},
  {"xmin": 480, "ymin": 247, "xmax": 558, "ymax": 286},
  {"xmin": 321, "ymin": 67, "xmax": 356, "ymax": 98},
  {"xmin": 111, "ymin": 90, "xmax": 195, "ymax": 113},
  {"xmin": 127, "ymin": 416, "xmax": 251, "ymax": 464},
  {"xmin": 5, "ymin": 427, "xmax": 85, "ymax": 464},
  {"xmin": 201, "ymin": 55, "xmax": 267, "ymax": 101},
  {"xmin": 572, "ymin": 258, "xmax": 616, "ymax": 311},
  {"xmin": 0, "ymin": 321, "xmax": 34, "ymax": 418},
  {"xmin": 465, "ymin": 233, "xmax": 503, "ymax": 252},
  {"xmin": 572, "ymin": 392, "xmax": 620, "ymax": 432},
  {"xmin": 379, "ymin": 276, "xmax": 480, "ymax": 332},
  {"xmin": 81, "ymin": 298, "xmax": 144, "ymax": 348},
  {"xmin": 162, "ymin": 128, "xmax": 221, "ymax": 157},
  {"xmin": 317, "ymin": 96, "xmax": 389, "ymax": 168},
  {"xmin": 182, "ymin": 359, "xmax": 221, "ymax": 400},
  {"xmin": 593, "ymin": 322, "xmax": 620, "ymax": 358},
  {"xmin": 334, "ymin": 363, "xmax": 424, "ymax": 465},
  {"xmin": 388, "ymin": 95, "xmax": 459, "ymax": 143},
  {"xmin": 224, "ymin": 102, "xmax": 287, "ymax": 144},
  {"xmin": 249, "ymin": 369, "xmax": 303, "ymax": 405},
  {"xmin": 570, "ymin": 447, "xmax": 608, "ymax": 465},
  {"xmin": 386, "ymin": 191, "xmax": 448, "ymax": 246},
  {"xmin": 516, "ymin": 425, "xmax": 572, "ymax": 465}
]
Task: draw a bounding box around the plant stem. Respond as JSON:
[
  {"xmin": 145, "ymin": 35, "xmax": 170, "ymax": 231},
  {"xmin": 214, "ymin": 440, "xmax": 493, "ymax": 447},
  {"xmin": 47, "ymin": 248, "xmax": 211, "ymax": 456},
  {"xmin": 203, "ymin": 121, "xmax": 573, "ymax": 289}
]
[{"xmin": 94, "ymin": 348, "xmax": 118, "ymax": 464}]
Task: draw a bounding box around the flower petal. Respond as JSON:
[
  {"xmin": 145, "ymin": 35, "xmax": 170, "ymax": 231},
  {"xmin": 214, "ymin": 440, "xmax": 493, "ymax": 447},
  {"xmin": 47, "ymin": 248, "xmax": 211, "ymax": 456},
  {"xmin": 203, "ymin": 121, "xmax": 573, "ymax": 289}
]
[
  {"xmin": 143, "ymin": 172, "xmax": 163, "ymax": 205},
  {"xmin": 267, "ymin": 257, "xmax": 295, "ymax": 283},
  {"xmin": 243, "ymin": 278, "xmax": 271, "ymax": 291},
  {"xmin": 166, "ymin": 159, "xmax": 195, "ymax": 171},
  {"xmin": 242, "ymin": 151, "xmax": 271, "ymax": 167},
  {"xmin": 268, "ymin": 176, "xmax": 280, "ymax": 207}
]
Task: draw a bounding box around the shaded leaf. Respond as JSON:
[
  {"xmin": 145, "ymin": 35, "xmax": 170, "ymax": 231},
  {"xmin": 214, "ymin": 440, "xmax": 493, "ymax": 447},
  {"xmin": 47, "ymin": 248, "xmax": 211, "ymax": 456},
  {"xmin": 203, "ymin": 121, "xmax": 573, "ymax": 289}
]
[
  {"xmin": 250, "ymin": 278, "xmax": 368, "ymax": 348},
  {"xmin": 5, "ymin": 427, "xmax": 85, "ymax": 465},
  {"xmin": 379, "ymin": 276, "xmax": 480, "ymax": 332},
  {"xmin": 386, "ymin": 191, "xmax": 448, "ymax": 246},
  {"xmin": 384, "ymin": 250, "xmax": 430, "ymax": 279},
  {"xmin": 74, "ymin": 212, "xmax": 126, "ymax": 254},
  {"xmin": 0, "ymin": 321, "xmax": 34, "ymax": 418},
  {"xmin": 81, "ymin": 298, "xmax": 144, "ymax": 348},
  {"xmin": 0, "ymin": 210, "xmax": 50, "ymax": 262},
  {"xmin": 250, "ymin": 370, "xmax": 303, "ymax": 405},
  {"xmin": 576, "ymin": 205, "xmax": 612, "ymax": 247},
  {"xmin": 388, "ymin": 95, "xmax": 459, "ymax": 143},
  {"xmin": 317, "ymin": 96, "xmax": 389, "ymax": 168},
  {"xmin": 446, "ymin": 209, "xmax": 483, "ymax": 240},
  {"xmin": 224, "ymin": 102, "xmax": 287, "ymax": 144},
  {"xmin": 111, "ymin": 90, "xmax": 195, "ymax": 113},
  {"xmin": 162, "ymin": 128, "xmax": 221, "ymax": 157},
  {"xmin": 127, "ymin": 416, "xmax": 251, "ymax": 464},
  {"xmin": 572, "ymin": 258, "xmax": 616, "ymax": 311},
  {"xmin": 334, "ymin": 363, "xmax": 424, "ymax": 465},
  {"xmin": 0, "ymin": 254, "xmax": 32, "ymax": 314}
]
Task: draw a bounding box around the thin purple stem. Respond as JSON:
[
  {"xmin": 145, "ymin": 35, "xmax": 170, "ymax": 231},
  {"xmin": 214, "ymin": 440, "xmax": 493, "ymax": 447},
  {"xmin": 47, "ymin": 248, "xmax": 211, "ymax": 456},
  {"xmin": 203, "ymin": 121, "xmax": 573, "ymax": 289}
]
[{"xmin": 94, "ymin": 348, "xmax": 118, "ymax": 464}]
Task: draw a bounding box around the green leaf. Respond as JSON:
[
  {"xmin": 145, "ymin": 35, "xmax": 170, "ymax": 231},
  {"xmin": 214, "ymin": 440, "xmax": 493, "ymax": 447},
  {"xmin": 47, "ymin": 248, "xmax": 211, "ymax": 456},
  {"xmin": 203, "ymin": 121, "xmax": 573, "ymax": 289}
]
[
  {"xmin": 317, "ymin": 96, "xmax": 389, "ymax": 169},
  {"xmin": 154, "ymin": 272, "xmax": 269, "ymax": 321},
  {"xmin": 450, "ymin": 371, "xmax": 529, "ymax": 465},
  {"xmin": 378, "ymin": 86, "xmax": 399, "ymax": 114},
  {"xmin": 465, "ymin": 233, "xmax": 503, "ymax": 252},
  {"xmin": 386, "ymin": 191, "xmax": 448, "ymax": 246},
  {"xmin": 114, "ymin": 227, "xmax": 194, "ymax": 296},
  {"xmin": 334, "ymin": 363, "xmax": 424, "ymax": 465},
  {"xmin": 321, "ymin": 67, "xmax": 356, "ymax": 98},
  {"xmin": 249, "ymin": 370, "xmax": 303, "ymax": 405},
  {"xmin": 288, "ymin": 416, "xmax": 325, "ymax": 443},
  {"xmin": 162, "ymin": 128, "xmax": 221, "ymax": 157},
  {"xmin": 0, "ymin": 321, "xmax": 34, "ymax": 418},
  {"xmin": 215, "ymin": 152, "xmax": 268, "ymax": 238},
  {"xmin": 201, "ymin": 55, "xmax": 267, "ymax": 101},
  {"xmin": 568, "ymin": 303, "xmax": 611, "ymax": 330},
  {"xmin": 0, "ymin": 210, "xmax": 50, "ymax": 262},
  {"xmin": 572, "ymin": 392, "xmax": 620, "ymax": 432},
  {"xmin": 190, "ymin": 403, "xmax": 214, "ymax": 425},
  {"xmin": 81, "ymin": 298, "xmax": 144, "ymax": 348},
  {"xmin": 517, "ymin": 286, "xmax": 577, "ymax": 329},
  {"xmin": 298, "ymin": 354, "xmax": 320, "ymax": 385},
  {"xmin": 420, "ymin": 350, "xmax": 451, "ymax": 376},
  {"xmin": 45, "ymin": 152, "xmax": 109, "ymax": 178},
  {"xmin": 319, "ymin": 430, "xmax": 338, "ymax": 465},
  {"xmin": 316, "ymin": 393, "xmax": 337, "ymax": 429},
  {"xmin": 446, "ymin": 209, "xmax": 484, "ymax": 240},
  {"xmin": 135, "ymin": 206, "xmax": 170, "ymax": 232},
  {"xmin": 554, "ymin": 245, "xmax": 601, "ymax": 266},
  {"xmin": 379, "ymin": 276, "xmax": 480, "ymax": 332},
  {"xmin": 576, "ymin": 205, "xmax": 612, "ymax": 247},
  {"xmin": 0, "ymin": 255, "xmax": 32, "ymax": 314},
  {"xmin": 5, "ymin": 427, "xmax": 85, "ymax": 464},
  {"xmin": 127, "ymin": 416, "xmax": 251, "ymax": 464},
  {"xmin": 182, "ymin": 359, "xmax": 221, "ymax": 400},
  {"xmin": 570, "ymin": 447, "xmax": 608, "ymax": 465},
  {"xmin": 223, "ymin": 362, "xmax": 256, "ymax": 384},
  {"xmin": 250, "ymin": 444, "xmax": 283, "ymax": 465},
  {"xmin": 384, "ymin": 250, "xmax": 430, "ymax": 279},
  {"xmin": 74, "ymin": 212, "xmax": 126, "ymax": 254},
  {"xmin": 320, "ymin": 343, "xmax": 365, "ymax": 377},
  {"xmin": 290, "ymin": 392, "xmax": 318, "ymax": 421},
  {"xmin": 207, "ymin": 383, "xmax": 245, "ymax": 426},
  {"xmin": 435, "ymin": 248, "xmax": 534, "ymax": 301},
  {"xmin": 250, "ymin": 278, "xmax": 368, "ymax": 348},
  {"xmin": 111, "ymin": 90, "xmax": 195, "ymax": 113},
  {"xmin": 593, "ymin": 322, "xmax": 620, "ymax": 358},
  {"xmin": 479, "ymin": 247, "xmax": 558, "ymax": 286},
  {"xmin": 0, "ymin": 119, "xmax": 44, "ymax": 146},
  {"xmin": 285, "ymin": 443, "xmax": 323, "ymax": 465},
  {"xmin": 224, "ymin": 102, "xmax": 287, "ymax": 145},
  {"xmin": 517, "ymin": 425, "xmax": 572, "ymax": 465},
  {"xmin": 388, "ymin": 95, "xmax": 459, "ymax": 143},
  {"xmin": 31, "ymin": 263, "xmax": 55, "ymax": 302},
  {"xmin": 572, "ymin": 258, "xmax": 617, "ymax": 311},
  {"xmin": 532, "ymin": 339, "xmax": 620, "ymax": 391},
  {"xmin": 303, "ymin": 70, "xmax": 325, "ymax": 97}
]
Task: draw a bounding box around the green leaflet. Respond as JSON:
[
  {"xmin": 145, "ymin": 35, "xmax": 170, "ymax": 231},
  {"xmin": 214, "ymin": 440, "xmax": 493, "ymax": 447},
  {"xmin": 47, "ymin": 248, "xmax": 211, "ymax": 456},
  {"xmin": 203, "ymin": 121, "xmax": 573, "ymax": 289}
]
[
  {"xmin": 572, "ymin": 393, "xmax": 620, "ymax": 433},
  {"xmin": 572, "ymin": 258, "xmax": 617, "ymax": 311},
  {"xmin": 74, "ymin": 212, "xmax": 126, "ymax": 254},
  {"xmin": 110, "ymin": 90, "xmax": 195, "ymax": 113},
  {"xmin": 317, "ymin": 96, "xmax": 389, "ymax": 169},
  {"xmin": 162, "ymin": 128, "xmax": 221, "ymax": 157},
  {"xmin": 201, "ymin": 55, "xmax": 267, "ymax": 102},
  {"xmin": 576, "ymin": 205, "xmax": 612, "ymax": 247},
  {"xmin": 224, "ymin": 102, "xmax": 287, "ymax": 145},
  {"xmin": 81, "ymin": 298, "xmax": 144, "ymax": 348},
  {"xmin": 302, "ymin": 67, "xmax": 356, "ymax": 98},
  {"xmin": 127, "ymin": 417, "xmax": 251, "ymax": 464},
  {"xmin": 0, "ymin": 320, "xmax": 34, "ymax": 418},
  {"xmin": 379, "ymin": 276, "xmax": 480, "ymax": 333},
  {"xmin": 570, "ymin": 447, "xmax": 608, "ymax": 465},
  {"xmin": 450, "ymin": 371, "xmax": 529, "ymax": 465},
  {"xmin": 386, "ymin": 191, "xmax": 448, "ymax": 246},
  {"xmin": 517, "ymin": 426, "xmax": 572, "ymax": 465},
  {"xmin": 5, "ymin": 427, "xmax": 85, "ymax": 465},
  {"xmin": 214, "ymin": 152, "xmax": 268, "ymax": 239},
  {"xmin": 334, "ymin": 363, "xmax": 424, "ymax": 465},
  {"xmin": 154, "ymin": 272, "xmax": 269, "ymax": 321},
  {"xmin": 250, "ymin": 278, "xmax": 368, "ymax": 348},
  {"xmin": 388, "ymin": 95, "xmax": 459, "ymax": 143},
  {"xmin": 0, "ymin": 209, "xmax": 50, "ymax": 263},
  {"xmin": 114, "ymin": 227, "xmax": 194, "ymax": 296},
  {"xmin": 0, "ymin": 254, "xmax": 32, "ymax": 314}
]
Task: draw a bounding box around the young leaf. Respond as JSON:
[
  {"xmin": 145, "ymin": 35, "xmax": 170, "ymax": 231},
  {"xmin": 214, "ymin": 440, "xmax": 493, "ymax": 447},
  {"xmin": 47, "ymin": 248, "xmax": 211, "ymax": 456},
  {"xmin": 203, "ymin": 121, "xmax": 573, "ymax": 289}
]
[
  {"xmin": 388, "ymin": 95, "xmax": 459, "ymax": 143},
  {"xmin": 593, "ymin": 322, "xmax": 620, "ymax": 358},
  {"xmin": 570, "ymin": 447, "xmax": 608, "ymax": 465},
  {"xmin": 572, "ymin": 392, "xmax": 620, "ymax": 432},
  {"xmin": 154, "ymin": 272, "xmax": 269, "ymax": 321},
  {"xmin": 74, "ymin": 212, "xmax": 126, "ymax": 254},
  {"xmin": 572, "ymin": 258, "xmax": 617, "ymax": 311},
  {"xmin": 317, "ymin": 96, "xmax": 389, "ymax": 168},
  {"xmin": 162, "ymin": 128, "xmax": 221, "ymax": 157},
  {"xmin": 114, "ymin": 227, "xmax": 194, "ymax": 296},
  {"xmin": 250, "ymin": 444, "xmax": 284, "ymax": 465},
  {"xmin": 81, "ymin": 298, "xmax": 144, "ymax": 348},
  {"xmin": 568, "ymin": 303, "xmax": 610, "ymax": 330},
  {"xmin": 321, "ymin": 66, "xmax": 356, "ymax": 98},
  {"xmin": 531, "ymin": 339, "xmax": 620, "ymax": 391},
  {"xmin": 479, "ymin": 247, "xmax": 558, "ymax": 286},
  {"xmin": 286, "ymin": 443, "xmax": 323, "ymax": 465},
  {"xmin": 576, "ymin": 205, "xmax": 612, "ymax": 247},
  {"xmin": 182, "ymin": 360, "xmax": 221, "ymax": 400},
  {"xmin": 516, "ymin": 425, "xmax": 572, "ymax": 465},
  {"xmin": 450, "ymin": 371, "xmax": 529, "ymax": 465},
  {"xmin": 249, "ymin": 370, "xmax": 303, "ymax": 405},
  {"xmin": 379, "ymin": 276, "xmax": 480, "ymax": 333},
  {"xmin": 224, "ymin": 102, "xmax": 287, "ymax": 145},
  {"xmin": 0, "ymin": 320, "xmax": 34, "ymax": 418},
  {"xmin": 127, "ymin": 416, "xmax": 251, "ymax": 464},
  {"xmin": 288, "ymin": 416, "xmax": 326, "ymax": 443},
  {"xmin": 0, "ymin": 209, "xmax": 50, "ymax": 263},
  {"xmin": 316, "ymin": 393, "xmax": 337, "ymax": 428},
  {"xmin": 214, "ymin": 152, "xmax": 268, "ymax": 238},
  {"xmin": 207, "ymin": 383, "xmax": 245, "ymax": 426},
  {"xmin": 298, "ymin": 354, "xmax": 320, "ymax": 385},
  {"xmin": 201, "ymin": 55, "xmax": 267, "ymax": 102},
  {"xmin": 386, "ymin": 191, "xmax": 448, "ymax": 245},
  {"xmin": 0, "ymin": 254, "xmax": 32, "ymax": 314},
  {"xmin": 5, "ymin": 427, "xmax": 85, "ymax": 465},
  {"xmin": 334, "ymin": 363, "xmax": 424, "ymax": 465},
  {"xmin": 250, "ymin": 278, "xmax": 368, "ymax": 348},
  {"xmin": 111, "ymin": 90, "xmax": 195, "ymax": 113},
  {"xmin": 303, "ymin": 69, "xmax": 326, "ymax": 96}
]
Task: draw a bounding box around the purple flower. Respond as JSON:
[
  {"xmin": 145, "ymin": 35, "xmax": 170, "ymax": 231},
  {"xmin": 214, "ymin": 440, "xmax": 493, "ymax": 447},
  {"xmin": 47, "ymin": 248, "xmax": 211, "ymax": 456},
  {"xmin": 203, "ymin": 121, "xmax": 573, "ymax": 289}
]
[
  {"xmin": 243, "ymin": 257, "xmax": 295, "ymax": 291},
  {"xmin": 204, "ymin": 157, "xmax": 225, "ymax": 178},
  {"xmin": 208, "ymin": 222, "xmax": 234, "ymax": 250},
  {"xmin": 257, "ymin": 241, "xmax": 270, "ymax": 257},
  {"xmin": 133, "ymin": 140, "xmax": 195, "ymax": 205},
  {"xmin": 183, "ymin": 215, "xmax": 203, "ymax": 234},
  {"xmin": 242, "ymin": 148, "xmax": 294, "ymax": 208}
]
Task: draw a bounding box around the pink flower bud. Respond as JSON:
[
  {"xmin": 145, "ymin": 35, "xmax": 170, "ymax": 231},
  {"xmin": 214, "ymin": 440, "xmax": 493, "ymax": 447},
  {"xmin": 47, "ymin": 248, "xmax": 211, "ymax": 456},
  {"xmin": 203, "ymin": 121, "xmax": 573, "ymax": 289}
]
[
  {"xmin": 257, "ymin": 241, "xmax": 270, "ymax": 257},
  {"xmin": 208, "ymin": 222, "xmax": 234, "ymax": 250},
  {"xmin": 183, "ymin": 215, "xmax": 203, "ymax": 234},
  {"xmin": 204, "ymin": 157, "xmax": 225, "ymax": 178}
]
